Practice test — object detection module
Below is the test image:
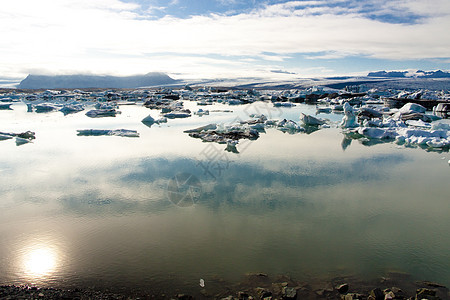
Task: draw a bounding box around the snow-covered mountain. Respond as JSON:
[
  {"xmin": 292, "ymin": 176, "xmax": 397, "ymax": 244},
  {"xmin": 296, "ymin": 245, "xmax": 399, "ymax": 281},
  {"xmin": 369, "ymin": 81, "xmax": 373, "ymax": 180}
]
[{"xmin": 368, "ymin": 70, "xmax": 450, "ymax": 78}]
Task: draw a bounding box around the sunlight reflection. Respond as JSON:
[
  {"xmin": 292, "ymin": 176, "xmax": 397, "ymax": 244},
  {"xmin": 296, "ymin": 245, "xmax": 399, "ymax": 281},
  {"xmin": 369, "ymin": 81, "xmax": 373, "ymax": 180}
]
[{"xmin": 22, "ymin": 245, "xmax": 59, "ymax": 278}]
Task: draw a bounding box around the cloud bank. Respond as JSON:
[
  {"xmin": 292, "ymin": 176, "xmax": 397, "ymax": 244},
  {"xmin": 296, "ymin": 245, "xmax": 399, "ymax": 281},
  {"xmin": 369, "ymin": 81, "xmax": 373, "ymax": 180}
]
[{"xmin": 1, "ymin": 0, "xmax": 449, "ymax": 78}]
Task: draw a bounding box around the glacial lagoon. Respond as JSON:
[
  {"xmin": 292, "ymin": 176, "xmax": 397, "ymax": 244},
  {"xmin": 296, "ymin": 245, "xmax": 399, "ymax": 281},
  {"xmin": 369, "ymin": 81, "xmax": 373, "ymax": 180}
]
[{"xmin": 0, "ymin": 99, "xmax": 449, "ymax": 297}]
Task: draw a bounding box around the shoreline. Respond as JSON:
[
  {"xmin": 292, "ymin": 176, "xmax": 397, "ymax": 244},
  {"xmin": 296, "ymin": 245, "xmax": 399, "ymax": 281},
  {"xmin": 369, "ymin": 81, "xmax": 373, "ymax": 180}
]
[{"xmin": 1, "ymin": 273, "xmax": 449, "ymax": 299}]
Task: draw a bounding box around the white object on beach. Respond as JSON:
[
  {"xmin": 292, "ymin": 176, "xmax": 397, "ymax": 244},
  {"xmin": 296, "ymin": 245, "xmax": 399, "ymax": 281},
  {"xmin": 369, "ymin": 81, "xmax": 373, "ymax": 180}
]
[{"xmin": 199, "ymin": 278, "xmax": 205, "ymax": 288}]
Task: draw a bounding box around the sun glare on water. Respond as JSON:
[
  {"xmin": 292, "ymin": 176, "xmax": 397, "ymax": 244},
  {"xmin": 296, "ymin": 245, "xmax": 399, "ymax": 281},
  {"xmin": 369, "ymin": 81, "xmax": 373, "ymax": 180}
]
[{"xmin": 23, "ymin": 246, "xmax": 58, "ymax": 278}]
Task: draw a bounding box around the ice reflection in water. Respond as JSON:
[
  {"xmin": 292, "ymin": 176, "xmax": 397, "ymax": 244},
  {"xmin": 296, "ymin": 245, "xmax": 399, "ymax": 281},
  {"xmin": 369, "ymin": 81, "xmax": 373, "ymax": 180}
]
[{"xmin": 0, "ymin": 102, "xmax": 449, "ymax": 292}]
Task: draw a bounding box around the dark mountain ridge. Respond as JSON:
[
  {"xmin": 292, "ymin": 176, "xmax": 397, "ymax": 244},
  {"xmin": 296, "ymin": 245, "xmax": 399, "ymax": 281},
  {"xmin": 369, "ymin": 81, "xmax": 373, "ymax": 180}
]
[{"xmin": 18, "ymin": 72, "xmax": 177, "ymax": 89}]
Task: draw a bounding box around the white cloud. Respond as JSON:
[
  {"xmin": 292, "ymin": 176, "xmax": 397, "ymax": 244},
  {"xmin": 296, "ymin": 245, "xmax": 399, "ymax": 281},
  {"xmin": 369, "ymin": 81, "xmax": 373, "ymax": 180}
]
[{"xmin": 0, "ymin": 0, "xmax": 449, "ymax": 78}]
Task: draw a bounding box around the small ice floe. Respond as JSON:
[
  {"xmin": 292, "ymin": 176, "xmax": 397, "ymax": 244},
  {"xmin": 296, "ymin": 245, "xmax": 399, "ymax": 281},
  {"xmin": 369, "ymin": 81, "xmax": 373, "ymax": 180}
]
[
  {"xmin": 155, "ymin": 117, "xmax": 167, "ymax": 124},
  {"xmin": 406, "ymin": 119, "xmax": 432, "ymax": 128},
  {"xmin": 184, "ymin": 123, "xmax": 259, "ymax": 144},
  {"xmin": 194, "ymin": 109, "xmax": 209, "ymax": 116},
  {"xmin": 332, "ymin": 104, "xmax": 344, "ymax": 112},
  {"xmin": 226, "ymin": 99, "xmax": 243, "ymax": 105},
  {"xmin": 300, "ymin": 113, "xmax": 326, "ymax": 126},
  {"xmin": 163, "ymin": 111, "xmax": 191, "ymax": 119},
  {"xmin": 357, "ymin": 107, "xmax": 383, "ymax": 120},
  {"xmin": 277, "ymin": 119, "xmax": 305, "ymax": 133},
  {"xmin": 184, "ymin": 124, "xmax": 217, "ymax": 133},
  {"xmin": 249, "ymin": 122, "xmax": 266, "ymax": 131},
  {"xmin": 273, "ymin": 102, "xmax": 295, "ymax": 107},
  {"xmin": 141, "ymin": 114, "xmax": 155, "ymax": 126},
  {"xmin": 34, "ymin": 103, "xmax": 59, "ymax": 113},
  {"xmin": 85, "ymin": 109, "xmax": 120, "ymax": 118},
  {"xmin": 249, "ymin": 114, "xmax": 267, "ymax": 120},
  {"xmin": 316, "ymin": 106, "xmax": 332, "ymax": 114},
  {"xmin": 0, "ymin": 131, "xmax": 36, "ymax": 145},
  {"xmin": 77, "ymin": 129, "xmax": 139, "ymax": 138},
  {"xmin": 95, "ymin": 103, "xmax": 117, "ymax": 110},
  {"xmin": 0, "ymin": 103, "xmax": 13, "ymax": 110},
  {"xmin": 357, "ymin": 127, "xmax": 398, "ymax": 139},
  {"xmin": 0, "ymin": 133, "xmax": 13, "ymax": 141},
  {"xmin": 59, "ymin": 104, "xmax": 84, "ymax": 115},
  {"xmin": 15, "ymin": 137, "xmax": 32, "ymax": 146}
]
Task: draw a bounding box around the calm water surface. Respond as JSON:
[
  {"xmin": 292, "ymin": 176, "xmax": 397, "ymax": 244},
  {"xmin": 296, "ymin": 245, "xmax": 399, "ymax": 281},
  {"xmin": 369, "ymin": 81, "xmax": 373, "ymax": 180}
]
[{"xmin": 0, "ymin": 101, "xmax": 449, "ymax": 294}]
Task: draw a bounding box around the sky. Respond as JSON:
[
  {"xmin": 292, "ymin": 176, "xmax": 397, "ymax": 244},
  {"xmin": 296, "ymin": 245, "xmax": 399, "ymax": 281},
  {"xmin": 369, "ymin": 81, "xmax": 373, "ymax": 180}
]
[{"xmin": 1, "ymin": 0, "xmax": 450, "ymax": 80}]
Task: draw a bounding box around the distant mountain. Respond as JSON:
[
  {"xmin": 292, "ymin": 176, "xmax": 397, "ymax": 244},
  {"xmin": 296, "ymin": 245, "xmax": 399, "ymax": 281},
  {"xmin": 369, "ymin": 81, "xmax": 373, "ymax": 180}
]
[
  {"xmin": 368, "ymin": 70, "xmax": 450, "ymax": 78},
  {"xmin": 18, "ymin": 72, "xmax": 177, "ymax": 89}
]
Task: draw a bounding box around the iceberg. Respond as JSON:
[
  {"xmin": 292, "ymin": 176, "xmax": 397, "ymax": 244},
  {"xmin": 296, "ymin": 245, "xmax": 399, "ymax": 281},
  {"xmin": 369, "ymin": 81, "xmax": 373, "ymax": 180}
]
[
  {"xmin": 357, "ymin": 107, "xmax": 383, "ymax": 119},
  {"xmin": 183, "ymin": 124, "xmax": 217, "ymax": 133},
  {"xmin": 163, "ymin": 112, "xmax": 191, "ymax": 119},
  {"xmin": 185, "ymin": 122, "xmax": 259, "ymax": 145},
  {"xmin": 0, "ymin": 133, "xmax": 13, "ymax": 141},
  {"xmin": 0, "ymin": 131, "xmax": 36, "ymax": 145},
  {"xmin": 277, "ymin": 119, "xmax": 305, "ymax": 133},
  {"xmin": 340, "ymin": 102, "xmax": 358, "ymax": 128},
  {"xmin": 194, "ymin": 109, "xmax": 209, "ymax": 116},
  {"xmin": 141, "ymin": 114, "xmax": 155, "ymax": 125},
  {"xmin": 300, "ymin": 113, "xmax": 326, "ymax": 126},
  {"xmin": 273, "ymin": 102, "xmax": 295, "ymax": 107},
  {"xmin": 85, "ymin": 109, "xmax": 120, "ymax": 118},
  {"xmin": 357, "ymin": 127, "xmax": 398, "ymax": 139},
  {"xmin": 0, "ymin": 103, "xmax": 13, "ymax": 110},
  {"xmin": 399, "ymin": 103, "xmax": 426, "ymax": 114},
  {"xmin": 59, "ymin": 104, "xmax": 84, "ymax": 115},
  {"xmin": 34, "ymin": 103, "xmax": 59, "ymax": 113},
  {"xmin": 77, "ymin": 129, "xmax": 139, "ymax": 137}
]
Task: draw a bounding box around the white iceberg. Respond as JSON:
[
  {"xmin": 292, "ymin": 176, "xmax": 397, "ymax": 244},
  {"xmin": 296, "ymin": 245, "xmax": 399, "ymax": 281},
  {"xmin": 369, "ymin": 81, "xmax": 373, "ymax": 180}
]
[
  {"xmin": 86, "ymin": 109, "xmax": 120, "ymax": 118},
  {"xmin": 357, "ymin": 127, "xmax": 398, "ymax": 139},
  {"xmin": 300, "ymin": 113, "xmax": 326, "ymax": 126},
  {"xmin": 399, "ymin": 103, "xmax": 426, "ymax": 114},
  {"xmin": 340, "ymin": 102, "xmax": 358, "ymax": 128}
]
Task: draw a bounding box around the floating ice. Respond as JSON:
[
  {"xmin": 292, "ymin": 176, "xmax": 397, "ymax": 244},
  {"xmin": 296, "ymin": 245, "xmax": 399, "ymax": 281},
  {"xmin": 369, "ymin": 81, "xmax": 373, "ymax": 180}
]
[
  {"xmin": 399, "ymin": 103, "xmax": 426, "ymax": 114},
  {"xmin": 357, "ymin": 127, "xmax": 398, "ymax": 139},
  {"xmin": 77, "ymin": 129, "xmax": 139, "ymax": 137},
  {"xmin": 300, "ymin": 113, "xmax": 326, "ymax": 126},
  {"xmin": 0, "ymin": 103, "xmax": 13, "ymax": 110},
  {"xmin": 85, "ymin": 109, "xmax": 120, "ymax": 118},
  {"xmin": 273, "ymin": 102, "xmax": 295, "ymax": 107},
  {"xmin": 358, "ymin": 107, "xmax": 383, "ymax": 119},
  {"xmin": 60, "ymin": 104, "xmax": 84, "ymax": 115},
  {"xmin": 277, "ymin": 119, "xmax": 305, "ymax": 133},
  {"xmin": 0, "ymin": 133, "xmax": 13, "ymax": 141},
  {"xmin": 194, "ymin": 109, "xmax": 209, "ymax": 116},
  {"xmin": 34, "ymin": 103, "xmax": 59, "ymax": 113},
  {"xmin": 405, "ymin": 120, "xmax": 432, "ymax": 128},
  {"xmin": 163, "ymin": 112, "xmax": 191, "ymax": 119},
  {"xmin": 316, "ymin": 106, "xmax": 332, "ymax": 114},
  {"xmin": 340, "ymin": 102, "xmax": 358, "ymax": 128},
  {"xmin": 141, "ymin": 115, "xmax": 155, "ymax": 125},
  {"xmin": 183, "ymin": 124, "xmax": 217, "ymax": 133}
]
